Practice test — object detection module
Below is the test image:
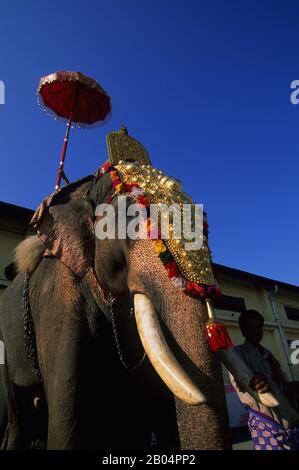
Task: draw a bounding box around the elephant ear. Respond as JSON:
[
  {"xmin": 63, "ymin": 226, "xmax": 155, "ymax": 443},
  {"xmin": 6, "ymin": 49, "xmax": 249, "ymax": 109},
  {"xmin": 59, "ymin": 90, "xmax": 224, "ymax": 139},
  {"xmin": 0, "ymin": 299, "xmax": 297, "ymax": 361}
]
[{"xmin": 30, "ymin": 176, "xmax": 96, "ymax": 277}]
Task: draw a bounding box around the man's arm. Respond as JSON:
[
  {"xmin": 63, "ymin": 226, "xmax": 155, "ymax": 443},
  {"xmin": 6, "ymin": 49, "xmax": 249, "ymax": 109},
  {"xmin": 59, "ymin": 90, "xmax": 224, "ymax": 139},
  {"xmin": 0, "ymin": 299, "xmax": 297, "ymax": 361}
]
[{"xmin": 232, "ymin": 345, "xmax": 270, "ymax": 394}]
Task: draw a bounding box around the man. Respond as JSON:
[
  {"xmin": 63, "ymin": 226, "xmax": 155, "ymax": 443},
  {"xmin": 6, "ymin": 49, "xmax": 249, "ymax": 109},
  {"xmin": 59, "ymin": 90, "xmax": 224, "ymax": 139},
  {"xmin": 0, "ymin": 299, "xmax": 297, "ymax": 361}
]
[{"xmin": 230, "ymin": 309, "xmax": 299, "ymax": 450}]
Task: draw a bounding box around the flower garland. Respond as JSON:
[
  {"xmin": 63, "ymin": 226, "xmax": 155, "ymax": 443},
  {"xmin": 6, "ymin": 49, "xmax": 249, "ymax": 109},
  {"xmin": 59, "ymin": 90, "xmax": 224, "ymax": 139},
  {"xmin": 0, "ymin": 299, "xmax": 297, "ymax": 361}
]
[
  {"xmin": 152, "ymin": 239, "xmax": 221, "ymax": 300},
  {"xmin": 96, "ymin": 161, "xmax": 221, "ymax": 301}
]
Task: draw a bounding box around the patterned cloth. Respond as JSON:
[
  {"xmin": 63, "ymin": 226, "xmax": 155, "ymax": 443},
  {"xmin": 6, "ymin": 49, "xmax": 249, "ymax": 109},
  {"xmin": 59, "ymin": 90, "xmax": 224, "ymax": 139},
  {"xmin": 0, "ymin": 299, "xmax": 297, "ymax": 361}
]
[{"xmin": 248, "ymin": 408, "xmax": 299, "ymax": 450}]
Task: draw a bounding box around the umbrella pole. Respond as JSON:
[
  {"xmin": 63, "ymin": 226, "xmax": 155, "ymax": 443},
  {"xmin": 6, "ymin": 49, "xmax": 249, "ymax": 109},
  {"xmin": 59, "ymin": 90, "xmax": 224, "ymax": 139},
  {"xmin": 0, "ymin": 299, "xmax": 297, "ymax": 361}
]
[{"xmin": 54, "ymin": 111, "xmax": 73, "ymax": 191}]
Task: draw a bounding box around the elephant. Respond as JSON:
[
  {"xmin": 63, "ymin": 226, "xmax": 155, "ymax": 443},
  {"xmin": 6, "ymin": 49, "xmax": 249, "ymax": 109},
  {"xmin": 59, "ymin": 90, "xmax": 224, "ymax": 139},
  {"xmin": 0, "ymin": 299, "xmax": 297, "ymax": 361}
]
[{"xmin": 0, "ymin": 160, "xmax": 231, "ymax": 450}]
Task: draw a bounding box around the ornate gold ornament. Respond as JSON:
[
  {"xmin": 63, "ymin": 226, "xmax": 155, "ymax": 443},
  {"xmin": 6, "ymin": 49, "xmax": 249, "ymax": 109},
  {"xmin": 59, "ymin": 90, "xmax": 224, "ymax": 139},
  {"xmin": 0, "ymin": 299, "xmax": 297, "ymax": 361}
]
[
  {"xmin": 107, "ymin": 127, "xmax": 152, "ymax": 166},
  {"xmin": 115, "ymin": 161, "xmax": 216, "ymax": 286}
]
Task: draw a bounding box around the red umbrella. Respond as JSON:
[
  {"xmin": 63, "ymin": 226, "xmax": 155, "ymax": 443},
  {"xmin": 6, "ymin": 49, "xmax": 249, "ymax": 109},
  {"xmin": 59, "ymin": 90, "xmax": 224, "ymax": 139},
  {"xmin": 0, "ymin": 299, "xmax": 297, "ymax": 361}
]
[{"xmin": 37, "ymin": 71, "xmax": 111, "ymax": 190}]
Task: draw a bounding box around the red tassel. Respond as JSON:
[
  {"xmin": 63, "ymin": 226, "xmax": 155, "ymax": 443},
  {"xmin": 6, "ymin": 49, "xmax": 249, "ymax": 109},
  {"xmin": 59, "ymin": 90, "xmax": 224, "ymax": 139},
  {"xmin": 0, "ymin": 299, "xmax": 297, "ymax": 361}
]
[{"xmin": 205, "ymin": 321, "xmax": 233, "ymax": 352}]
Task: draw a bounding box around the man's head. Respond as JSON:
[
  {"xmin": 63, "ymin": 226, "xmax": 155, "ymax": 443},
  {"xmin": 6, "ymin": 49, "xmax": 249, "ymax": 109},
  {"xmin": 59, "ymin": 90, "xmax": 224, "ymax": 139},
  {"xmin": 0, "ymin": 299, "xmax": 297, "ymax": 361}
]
[{"xmin": 238, "ymin": 309, "xmax": 264, "ymax": 347}]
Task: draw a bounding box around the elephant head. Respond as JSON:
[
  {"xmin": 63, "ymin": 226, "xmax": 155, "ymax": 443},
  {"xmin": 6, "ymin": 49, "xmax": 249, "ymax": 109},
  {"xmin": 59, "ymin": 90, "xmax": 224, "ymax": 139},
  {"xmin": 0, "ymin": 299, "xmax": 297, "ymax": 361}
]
[{"xmin": 24, "ymin": 159, "xmax": 230, "ymax": 450}]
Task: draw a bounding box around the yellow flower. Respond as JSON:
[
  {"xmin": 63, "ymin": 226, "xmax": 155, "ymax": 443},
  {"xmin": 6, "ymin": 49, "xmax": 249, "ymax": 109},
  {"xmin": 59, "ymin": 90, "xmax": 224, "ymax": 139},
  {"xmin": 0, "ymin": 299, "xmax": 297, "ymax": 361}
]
[
  {"xmin": 153, "ymin": 240, "xmax": 167, "ymax": 253},
  {"xmin": 110, "ymin": 171, "xmax": 118, "ymax": 180}
]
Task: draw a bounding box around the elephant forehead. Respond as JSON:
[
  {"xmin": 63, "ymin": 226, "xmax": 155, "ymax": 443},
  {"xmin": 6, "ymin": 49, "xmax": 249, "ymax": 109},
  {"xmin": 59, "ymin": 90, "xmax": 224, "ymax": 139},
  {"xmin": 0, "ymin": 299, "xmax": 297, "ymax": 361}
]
[
  {"xmin": 127, "ymin": 239, "xmax": 203, "ymax": 314},
  {"xmin": 127, "ymin": 240, "xmax": 210, "ymax": 364}
]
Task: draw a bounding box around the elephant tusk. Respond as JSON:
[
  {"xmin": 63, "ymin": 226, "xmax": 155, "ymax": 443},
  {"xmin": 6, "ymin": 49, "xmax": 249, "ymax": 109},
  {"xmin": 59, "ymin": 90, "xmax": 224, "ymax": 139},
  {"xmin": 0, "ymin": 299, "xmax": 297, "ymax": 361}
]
[
  {"xmin": 217, "ymin": 348, "xmax": 279, "ymax": 408},
  {"xmin": 134, "ymin": 293, "xmax": 206, "ymax": 406}
]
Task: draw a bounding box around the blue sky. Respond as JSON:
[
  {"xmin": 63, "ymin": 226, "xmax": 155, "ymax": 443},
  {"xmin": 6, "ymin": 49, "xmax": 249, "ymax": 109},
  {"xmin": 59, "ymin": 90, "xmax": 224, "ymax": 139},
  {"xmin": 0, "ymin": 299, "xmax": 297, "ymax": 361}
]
[{"xmin": 0, "ymin": 0, "xmax": 298, "ymax": 285}]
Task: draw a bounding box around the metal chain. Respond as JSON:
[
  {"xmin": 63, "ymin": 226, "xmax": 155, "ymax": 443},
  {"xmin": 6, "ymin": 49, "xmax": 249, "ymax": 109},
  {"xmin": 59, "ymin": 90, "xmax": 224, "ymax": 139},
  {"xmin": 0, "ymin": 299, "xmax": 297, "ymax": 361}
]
[
  {"xmin": 22, "ymin": 273, "xmax": 42, "ymax": 381},
  {"xmin": 108, "ymin": 294, "xmax": 146, "ymax": 371},
  {"xmin": 22, "ymin": 276, "xmax": 144, "ymax": 377}
]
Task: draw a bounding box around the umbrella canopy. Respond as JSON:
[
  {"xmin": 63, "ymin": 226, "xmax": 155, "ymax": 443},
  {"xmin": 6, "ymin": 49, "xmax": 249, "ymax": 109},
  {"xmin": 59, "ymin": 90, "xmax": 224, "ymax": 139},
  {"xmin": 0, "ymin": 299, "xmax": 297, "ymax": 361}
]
[
  {"xmin": 37, "ymin": 71, "xmax": 111, "ymax": 190},
  {"xmin": 38, "ymin": 71, "xmax": 111, "ymax": 127}
]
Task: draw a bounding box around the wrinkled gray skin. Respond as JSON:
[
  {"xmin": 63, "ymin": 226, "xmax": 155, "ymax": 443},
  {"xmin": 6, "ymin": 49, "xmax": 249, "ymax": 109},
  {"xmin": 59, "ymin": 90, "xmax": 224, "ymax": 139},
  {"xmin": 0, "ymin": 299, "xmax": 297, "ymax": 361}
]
[{"xmin": 0, "ymin": 173, "xmax": 230, "ymax": 450}]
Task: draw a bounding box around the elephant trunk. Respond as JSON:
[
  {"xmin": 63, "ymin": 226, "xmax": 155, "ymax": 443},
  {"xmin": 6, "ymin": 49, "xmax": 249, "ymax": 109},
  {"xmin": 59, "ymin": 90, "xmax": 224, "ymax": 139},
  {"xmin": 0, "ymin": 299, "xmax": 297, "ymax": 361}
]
[
  {"xmin": 168, "ymin": 298, "xmax": 231, "ymax": 449},
  {"xmin": 127, "ymin": 240, "xmax": 231, "ymax": 449},
  {"xmin": 134, "ymin": 292, "xmax": 230, "ymax": 449}
]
